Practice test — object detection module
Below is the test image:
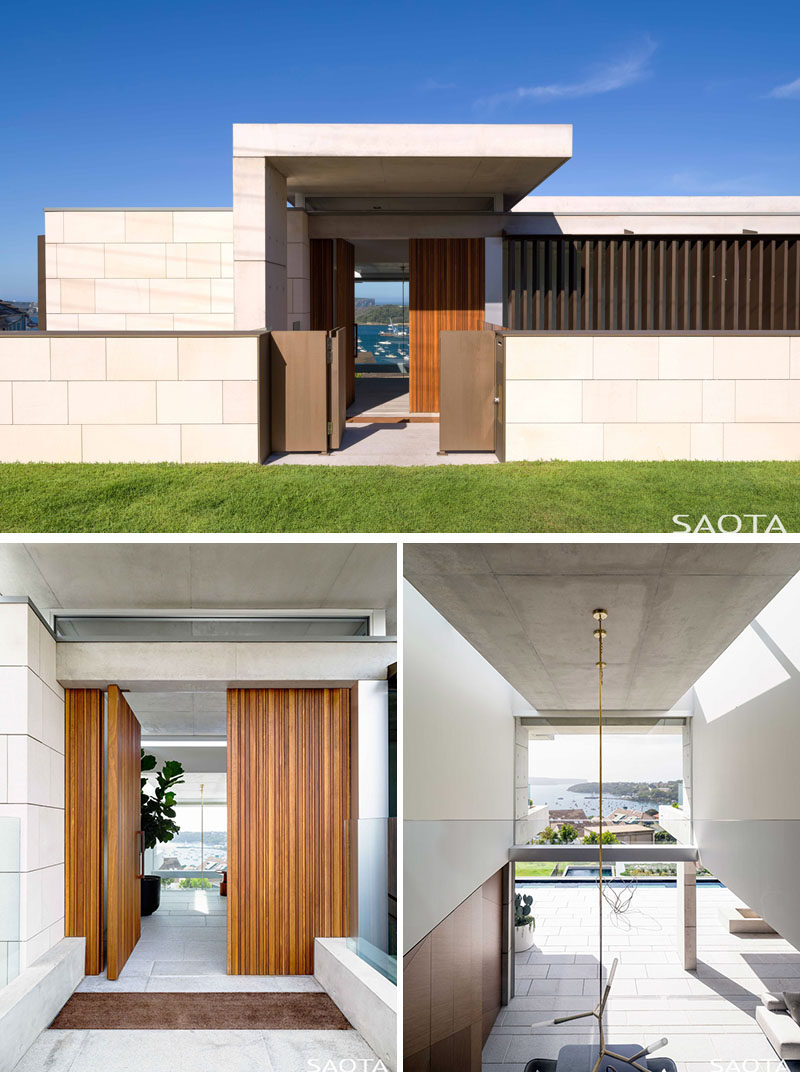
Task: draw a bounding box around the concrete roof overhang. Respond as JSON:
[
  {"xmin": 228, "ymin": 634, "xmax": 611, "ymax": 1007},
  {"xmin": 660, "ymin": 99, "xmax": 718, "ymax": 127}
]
[
  {"xmin": 0, "ymin": 543, "xmax": 397, "ymax": 633},
  {"xmin": 233, "ymin": 124, "xmax": 572, "ymax": 208},
  {"xmin": 404, "ymin": 543, "xmax": 800, "ymax": 713}
]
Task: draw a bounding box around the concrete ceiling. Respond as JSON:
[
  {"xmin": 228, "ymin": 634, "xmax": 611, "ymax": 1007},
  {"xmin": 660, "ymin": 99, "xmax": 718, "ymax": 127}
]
[
  {"xmin": 127, "ymin": 689, "xmax": 227, "ymax": 738},
  {"xmin": 0, "ymin": 543, "xmax": 397, "ymax": 633},
  {"xmin": 404, "ymin": 544, "xmax": 800, "ymax": 712},
  {"xmin": 233, "ymin": 124, "xmax": 572, "ymax": 206}
]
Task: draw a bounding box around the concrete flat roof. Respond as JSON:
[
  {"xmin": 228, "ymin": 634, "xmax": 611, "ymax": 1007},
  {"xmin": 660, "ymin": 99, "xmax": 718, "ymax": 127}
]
[
  {"xmin": 233, "ymin": 123, "xmax": 572, "ymax": 205},
  {"xmin": 404, "ymin": 543, "xmax": 800, "ymax": 712},
  {"xmin": 512, "ymin": 195, "xmax": 800, "ymax": 215}
]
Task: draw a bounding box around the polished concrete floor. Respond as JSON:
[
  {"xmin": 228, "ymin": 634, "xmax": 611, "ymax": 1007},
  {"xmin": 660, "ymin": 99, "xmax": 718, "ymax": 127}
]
[
  {"xmin": 483, "ymin": 882, "xmax": 795, "ymax": 1072},
  {"xmin": 16, "ymin": 890, "xmax": 380, "ymax": 1071}
]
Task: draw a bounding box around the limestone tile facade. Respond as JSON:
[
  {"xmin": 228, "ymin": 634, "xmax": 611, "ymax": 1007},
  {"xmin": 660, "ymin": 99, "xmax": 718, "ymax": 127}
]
[
  {"xmin": 505, "ymin": 334, "xmax": 800, "ymax": 461},
  {"xmin": 44, "ymin": 210, "xmax": 234, "ymax": 331},
  {"xmin": 0, "ymin": 334, "xmax": 261, "ymax": 463},
  {"xmin": 0, "ymin": 604, "xmax": 65, "ymax": 979}
]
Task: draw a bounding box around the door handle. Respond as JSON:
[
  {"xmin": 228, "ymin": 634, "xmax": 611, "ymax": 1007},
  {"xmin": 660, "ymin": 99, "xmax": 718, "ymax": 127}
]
[{"xmin": 136, "ymin": 831, "xmax": 145, "ymax": 879}]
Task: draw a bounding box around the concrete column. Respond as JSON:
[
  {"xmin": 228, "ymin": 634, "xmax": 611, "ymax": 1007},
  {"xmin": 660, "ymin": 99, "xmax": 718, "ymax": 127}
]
[
  {"xmin": 233, "ymin": 157, "xmax": 287, "ymax": 329},
  {"xmin": 287, "ymin": 208, "xmax": 310, "ymax": 329},
  {"xmin": 485, "ymin": 236, "xmax": 503, "ymax": 326},
  {"xmin": 677, "ymin": 861, "xmax": 697, "ymax": 970},
  {"xmin": 0, "ymin": 602, "xmax": 66, "ymax": 982}
]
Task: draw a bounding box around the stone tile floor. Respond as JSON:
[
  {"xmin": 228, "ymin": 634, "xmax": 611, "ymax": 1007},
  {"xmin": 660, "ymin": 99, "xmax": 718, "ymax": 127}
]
[
  {"xmin": 15, "ymin": 890, "xmax": 381, "ymax": 1071},
  {"xmin": 77, "ymin": 888, "xmax": 323, "ymax": 993},
  {"xmin": 484, "ymin": 883, "xmax": 799, "ymax": 1072},
  {"xmin": 267, "ymin": 422, "xmax": 498, "ymax": 466}
]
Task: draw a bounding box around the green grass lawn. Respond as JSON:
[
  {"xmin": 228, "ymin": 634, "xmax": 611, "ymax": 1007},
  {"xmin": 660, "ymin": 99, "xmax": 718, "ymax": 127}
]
[
  {"xmin": 515, "ymin": 862, "xmax": 558, "ymax": 878},
  {"xmin": 0, "ymin": 459, "xmax": 798, "ymax": 532}
]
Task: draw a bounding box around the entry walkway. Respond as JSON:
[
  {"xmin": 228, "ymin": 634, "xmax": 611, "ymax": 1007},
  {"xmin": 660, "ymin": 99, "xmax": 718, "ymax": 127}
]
[
  {"xmin": 14, "ymin": 889, "xmax": 380, "ymax": 1072},
  {"xmin": 483, "ymin": 882, "xmax": 793, "ymax": 1072},
  {"xmin": 268, "ymin": 422, "xmax": 498, "ymax": 465},
  {"xmin": 75, "ymin": 888, "xmax": 321, "ymax": 993}
]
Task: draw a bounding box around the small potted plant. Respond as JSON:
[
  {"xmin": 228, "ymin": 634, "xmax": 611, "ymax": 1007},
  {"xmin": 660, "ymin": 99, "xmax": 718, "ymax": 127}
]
[
  {"xmin": 140, "ymin": 751, "xmax": 185, "ymax": 916},
  {"xmin": 515, "ymin": 892, "xmax": 536, "ymax": 952}
]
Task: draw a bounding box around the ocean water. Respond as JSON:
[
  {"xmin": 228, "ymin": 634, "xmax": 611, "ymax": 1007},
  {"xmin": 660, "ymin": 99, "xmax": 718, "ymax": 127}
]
[
  {"xmin": 528, "ymin": 779, "xmax": 671, "ymax": 817},
  {"xmin": 356, "ymin": 322, "xmax": 409, "ymax": 365}
]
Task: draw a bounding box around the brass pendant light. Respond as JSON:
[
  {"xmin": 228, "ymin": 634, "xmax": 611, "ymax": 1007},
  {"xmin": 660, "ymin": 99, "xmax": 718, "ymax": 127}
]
[{"xmin": 530, "ymin": 609, "xmax": 668, "ymax": 1072}]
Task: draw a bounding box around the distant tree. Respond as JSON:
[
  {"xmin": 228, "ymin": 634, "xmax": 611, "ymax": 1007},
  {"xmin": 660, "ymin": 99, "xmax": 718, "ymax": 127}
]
[
  {"xmin": 536, "ymin": 825, "xmax": 560, "ymax": 845},
  {"xmin": 582, "ymin": 830, "xmax": 620, "ymax": 845},
  {"xmin": 557, "ymin": 823, "xmax": 579, "ymax": 844},
  {"xmin": 655, "ymin": 829, "xmax": 677, "ymax": 843},
  {"xmin": 178, "ymin": 877, "xmax": 213, "ymax": 890}
]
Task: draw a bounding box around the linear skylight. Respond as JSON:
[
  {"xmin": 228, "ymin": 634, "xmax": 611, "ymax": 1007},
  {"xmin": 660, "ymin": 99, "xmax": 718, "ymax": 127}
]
[
  {"xmin": 53, "ymin": 614, "xmax": 371, "ymax": 642},
  {"xmin": 694, "ymin": 626, "xmax": 789, "ymax": 722}
]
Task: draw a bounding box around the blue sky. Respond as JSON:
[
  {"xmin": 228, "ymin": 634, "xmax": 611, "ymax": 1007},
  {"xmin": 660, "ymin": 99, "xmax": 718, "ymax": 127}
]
[{"xmin": 1, "ymin": 0, "xmax": 799, "ymax": 296}]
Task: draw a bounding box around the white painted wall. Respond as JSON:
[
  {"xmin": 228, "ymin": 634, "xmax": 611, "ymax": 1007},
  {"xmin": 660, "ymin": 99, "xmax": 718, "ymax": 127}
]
[
  {"xmin": 404, "ymin": 581, "xmax": 525, "ymax": 951},
  {"xmin": 0, "ymin": 603, "xmax": 65, "ymax": 982},
  {"xmin": 691, "ymin": 579, "xmax": 800, "ymax": 948}
]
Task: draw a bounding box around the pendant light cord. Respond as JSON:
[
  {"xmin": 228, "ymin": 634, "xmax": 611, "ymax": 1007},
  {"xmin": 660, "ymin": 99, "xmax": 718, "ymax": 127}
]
[{"xmin": 594, "ymin": 610, "xmax": 607, "ymax": 1010}]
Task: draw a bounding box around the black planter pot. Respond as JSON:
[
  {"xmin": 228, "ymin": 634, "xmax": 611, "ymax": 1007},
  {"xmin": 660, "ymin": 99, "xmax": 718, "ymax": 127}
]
[{"xmin": 141, "ymin": 875, "xmax": 161, "ymax": 916}]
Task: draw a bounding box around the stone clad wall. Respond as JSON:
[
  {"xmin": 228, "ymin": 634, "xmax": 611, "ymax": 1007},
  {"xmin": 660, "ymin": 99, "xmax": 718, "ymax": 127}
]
[
  {"xmin": 44, "ymin": 209, "xmax": 234, "ymax": 331},
  {"xmin": 0, "ymin": 603, "xmax": 65, "ymax": 976},
  {"xmin": 0, "ymin": 333, "xmax": 263, "ymax": 462},
  {"xmin": 504, "ymin": 334, "xmax": 800, "ymax": 461}
]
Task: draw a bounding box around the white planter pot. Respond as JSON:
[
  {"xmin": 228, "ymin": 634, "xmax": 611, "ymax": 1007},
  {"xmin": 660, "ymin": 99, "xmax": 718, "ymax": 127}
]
[{"xmin": 515, "ymin": 922, "xmax": 536, "ymax": 952}]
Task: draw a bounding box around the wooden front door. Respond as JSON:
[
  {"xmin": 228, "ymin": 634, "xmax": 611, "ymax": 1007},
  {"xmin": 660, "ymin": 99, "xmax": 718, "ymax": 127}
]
[
  {"xmin": 409, "ymin": 238, "xmax": 485, "ymax": 413},
  {"xmin": 107, "ymin": 684, "xmax": 142, "ymax": 980},
  {"xmin": 310, "ymin": 238, "xmax": 356, "ymax": 406},
  {"xmin": 227, "ymin": 688, "xmax": 350, "ymax": 974},
  {"xmin": 65, "ymin": 689, "xmax": 105, "ymax": 974}
]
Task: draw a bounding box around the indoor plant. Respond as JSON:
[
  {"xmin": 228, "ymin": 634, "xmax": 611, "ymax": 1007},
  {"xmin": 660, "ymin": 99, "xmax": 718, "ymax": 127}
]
[
  {"xmin": 514, "ymin": 892, "xmax": 536, "ymax": 952},
  {"xmin": 140, "ymin": 751, "xmax": 185, "ymax": 916}
]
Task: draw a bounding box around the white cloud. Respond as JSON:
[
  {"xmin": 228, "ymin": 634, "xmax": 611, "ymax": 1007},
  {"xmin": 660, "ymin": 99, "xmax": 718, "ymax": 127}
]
[
  {"xmin": 766, "ymin": 76, "xmax": 800, "ymax": 99},
  {"xmin": 477, "ymin": 37, "xmax": 656, "ymax": 110}
]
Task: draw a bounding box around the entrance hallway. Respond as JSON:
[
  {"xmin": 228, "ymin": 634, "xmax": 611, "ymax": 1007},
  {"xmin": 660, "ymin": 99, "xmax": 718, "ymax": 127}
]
[
  {"xmin": 268, "ymin": 422, "xmax": 498, "ymax": 465},
  {"xmin": 75, "ymin": 889, "xmax": 322, "ymax": 993},
  {"xmin": 348, "ymin": 376, "xmax": 412, "ymax": 421}
]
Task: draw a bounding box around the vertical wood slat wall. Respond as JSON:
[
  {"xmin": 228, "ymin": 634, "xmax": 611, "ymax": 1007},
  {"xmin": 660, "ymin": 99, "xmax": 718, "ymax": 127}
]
[
  {"xmin": 409, "ymin": 238, "xmax": 485, "ymax": 413},
  {"xmin": 505, "ymin": 236, "xmax": 800, "ymax": 331},
  {"xmin": 227, "ymin": 688, "xmax": 350, "ymax": 974},
  {"xmin": 106, "ymin": 684, "xmax": 142, "ymax": 981},
  {"xmin": 310, "ymin": 238, "xmax": 356, "ymax": 406},
  {"xmin": 64, "ymin": 689, "xmax": 104, "ymax": 975}
]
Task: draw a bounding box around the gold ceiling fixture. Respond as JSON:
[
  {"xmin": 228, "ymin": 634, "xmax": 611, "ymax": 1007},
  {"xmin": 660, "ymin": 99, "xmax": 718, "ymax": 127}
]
[{"xmin": 531, "ymin": 609, "xmax": 668, "ymax": 1071}]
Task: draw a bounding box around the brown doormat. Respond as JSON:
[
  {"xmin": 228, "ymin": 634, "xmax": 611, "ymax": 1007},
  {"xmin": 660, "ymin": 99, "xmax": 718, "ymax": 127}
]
[{"xmin": 50, "ymin": 992, "xmax": 351, "ymax": 1030}]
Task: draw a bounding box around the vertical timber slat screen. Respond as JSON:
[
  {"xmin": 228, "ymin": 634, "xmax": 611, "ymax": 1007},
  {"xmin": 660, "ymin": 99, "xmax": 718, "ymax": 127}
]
[
  {"xmin": 409, "ymin": 238, "xmax": 485, "ymax": 413},
  {"xmin": 107, "ymin": 684, "xmax": 142, "ymax": 981},
  {"xmin": 505, "ymin": 236, "xmax": 800, "ymax": 331},
  {"xmin": 65, "ymin": 688, "xmax": 104, "ymax": 975},
  {"xmin": 227, "ymin": 688, "xmax": 350, "ymax": 974}
]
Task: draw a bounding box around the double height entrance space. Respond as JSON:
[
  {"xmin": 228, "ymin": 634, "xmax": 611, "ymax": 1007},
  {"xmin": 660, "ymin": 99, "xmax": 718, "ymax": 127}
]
[{"xmin": 0, "ymin": 542, "xmax": 398, "ymax": 1072}]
